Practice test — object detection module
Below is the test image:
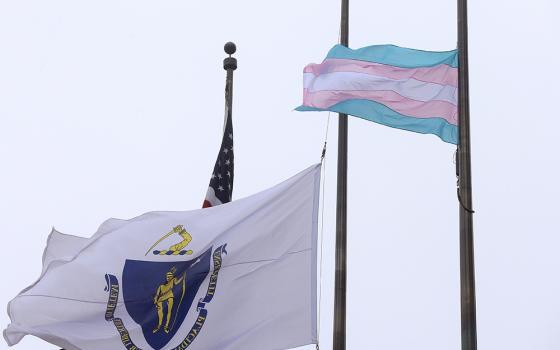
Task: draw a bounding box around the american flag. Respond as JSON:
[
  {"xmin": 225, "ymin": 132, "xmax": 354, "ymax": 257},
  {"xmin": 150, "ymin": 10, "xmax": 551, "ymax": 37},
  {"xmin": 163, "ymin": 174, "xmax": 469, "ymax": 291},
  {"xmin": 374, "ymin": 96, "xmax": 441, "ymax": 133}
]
[{"xmin": 202, "ymin": 107, "xmax": 234, "ymax": 208}]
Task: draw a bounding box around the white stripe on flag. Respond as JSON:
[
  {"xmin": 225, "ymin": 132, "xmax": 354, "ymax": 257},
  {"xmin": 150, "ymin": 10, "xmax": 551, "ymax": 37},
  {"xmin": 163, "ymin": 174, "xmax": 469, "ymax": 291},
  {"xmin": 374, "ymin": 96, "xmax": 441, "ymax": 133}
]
[
  {"xmin": 204, "ymin": 186, "xmax": 223, "ymax": 207},
  {"xmin": 303, "ymin": 71, "xmax": 458, "ymax": 105}
]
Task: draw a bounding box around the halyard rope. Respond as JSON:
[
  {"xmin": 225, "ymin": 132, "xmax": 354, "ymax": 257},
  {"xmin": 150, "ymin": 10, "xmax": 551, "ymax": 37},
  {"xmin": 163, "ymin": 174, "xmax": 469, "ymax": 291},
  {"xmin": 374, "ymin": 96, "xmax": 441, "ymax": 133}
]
[{"xmin": 317, "ymin": 112, "xmax": 331, "ymax": 349}]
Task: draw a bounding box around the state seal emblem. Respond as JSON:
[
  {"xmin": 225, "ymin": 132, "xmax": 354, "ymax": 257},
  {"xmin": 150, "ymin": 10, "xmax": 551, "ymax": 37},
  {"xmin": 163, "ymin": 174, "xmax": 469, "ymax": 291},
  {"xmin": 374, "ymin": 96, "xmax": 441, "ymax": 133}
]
[{"xmin": 103, "ymin": 225, "xmax": 227, "ymax": 350}]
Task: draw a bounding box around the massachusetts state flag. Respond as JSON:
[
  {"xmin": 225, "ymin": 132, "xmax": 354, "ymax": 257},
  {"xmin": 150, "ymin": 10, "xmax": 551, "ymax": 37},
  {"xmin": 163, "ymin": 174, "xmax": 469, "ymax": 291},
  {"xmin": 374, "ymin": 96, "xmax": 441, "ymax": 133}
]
[{"xmin": 4, "ymin": 165, "xmax": 320, "ymax": 350}]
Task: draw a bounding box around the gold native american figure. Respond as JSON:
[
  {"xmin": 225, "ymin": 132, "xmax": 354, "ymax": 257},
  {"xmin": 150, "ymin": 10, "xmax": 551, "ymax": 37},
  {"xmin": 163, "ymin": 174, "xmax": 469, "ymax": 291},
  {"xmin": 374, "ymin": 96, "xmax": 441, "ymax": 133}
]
[{"xmin": 152, "ymin": 266, "xmax": 186, "ymax": 334}]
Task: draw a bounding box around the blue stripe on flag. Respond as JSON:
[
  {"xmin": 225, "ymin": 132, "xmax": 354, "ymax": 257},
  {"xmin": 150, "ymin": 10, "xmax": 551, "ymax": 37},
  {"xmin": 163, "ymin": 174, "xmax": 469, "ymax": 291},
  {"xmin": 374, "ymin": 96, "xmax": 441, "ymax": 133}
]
[
  {"xmin": 326, "ymin": 44, "xmax": 458, "ymax": 68},
  {"xmin": 296, "ymin": 100, "xmax": 458, "ymax": 144}
]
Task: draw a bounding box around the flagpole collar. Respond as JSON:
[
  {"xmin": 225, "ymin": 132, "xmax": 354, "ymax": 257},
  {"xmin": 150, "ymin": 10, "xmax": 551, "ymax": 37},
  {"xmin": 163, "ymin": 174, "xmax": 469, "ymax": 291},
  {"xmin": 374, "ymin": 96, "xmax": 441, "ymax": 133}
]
[{"xmin": 224, "ymin": 42, "xmax": 237, "ymax": 70}]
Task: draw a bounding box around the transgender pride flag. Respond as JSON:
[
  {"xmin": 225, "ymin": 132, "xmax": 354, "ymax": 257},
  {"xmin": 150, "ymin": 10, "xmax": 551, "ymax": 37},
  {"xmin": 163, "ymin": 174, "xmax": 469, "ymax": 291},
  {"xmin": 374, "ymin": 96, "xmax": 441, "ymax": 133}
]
[{"xmin": 297, "ymin": 44, "xmax": 459, "ymax": 144}]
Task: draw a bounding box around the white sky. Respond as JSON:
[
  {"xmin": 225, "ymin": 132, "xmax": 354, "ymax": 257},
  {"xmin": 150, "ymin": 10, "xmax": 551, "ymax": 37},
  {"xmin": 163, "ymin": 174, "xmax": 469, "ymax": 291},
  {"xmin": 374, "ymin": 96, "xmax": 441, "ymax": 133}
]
[{"xmin": 1, "ymin": 0, "xmax": 559, "ymax": 349}]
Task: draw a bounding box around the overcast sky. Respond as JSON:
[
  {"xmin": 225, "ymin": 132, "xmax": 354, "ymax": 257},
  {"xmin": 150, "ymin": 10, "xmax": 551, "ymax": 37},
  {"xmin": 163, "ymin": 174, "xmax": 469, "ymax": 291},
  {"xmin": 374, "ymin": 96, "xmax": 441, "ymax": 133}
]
[{"xmin": 1, "ymin": 0, "xmax": 559, "ymax": 349}]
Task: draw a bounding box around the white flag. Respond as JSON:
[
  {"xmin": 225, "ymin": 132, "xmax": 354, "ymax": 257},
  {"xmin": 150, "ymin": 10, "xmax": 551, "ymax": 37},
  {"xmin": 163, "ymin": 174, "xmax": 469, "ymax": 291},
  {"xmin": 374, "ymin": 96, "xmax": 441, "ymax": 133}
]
[{"xmin": 4, "ymin": 164, "xmax": 320, "ymax": 350}]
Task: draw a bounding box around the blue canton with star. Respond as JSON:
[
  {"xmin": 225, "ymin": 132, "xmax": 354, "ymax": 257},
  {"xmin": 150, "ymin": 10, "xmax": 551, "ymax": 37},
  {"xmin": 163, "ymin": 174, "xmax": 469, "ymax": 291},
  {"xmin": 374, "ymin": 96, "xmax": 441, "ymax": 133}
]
[{"xmin": 207, "ymin": 112, "xmax": 234, "ymax": 204}]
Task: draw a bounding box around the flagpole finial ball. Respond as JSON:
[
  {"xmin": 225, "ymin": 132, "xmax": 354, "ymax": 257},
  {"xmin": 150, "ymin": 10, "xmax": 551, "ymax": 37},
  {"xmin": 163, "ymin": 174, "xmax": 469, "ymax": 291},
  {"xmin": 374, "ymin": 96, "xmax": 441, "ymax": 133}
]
[
  {"xmin": 223, "ymin": 42, "xmax": 237, "ymax": 70},
  {"xmin": 224, "ymin": 42, "xmax": 236, "ymax": 56}
]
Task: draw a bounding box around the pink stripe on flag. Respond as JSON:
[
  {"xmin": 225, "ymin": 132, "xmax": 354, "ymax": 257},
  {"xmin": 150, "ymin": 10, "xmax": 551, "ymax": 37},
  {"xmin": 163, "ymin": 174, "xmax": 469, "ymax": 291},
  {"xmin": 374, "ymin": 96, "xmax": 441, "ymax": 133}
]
[
  {"xmin": 303, "ymin": 89, "xmax": 458, "ymax": 125},
  {"xmin": 304, "ymin": 58, "xmax": 458, "ymax": 87}
]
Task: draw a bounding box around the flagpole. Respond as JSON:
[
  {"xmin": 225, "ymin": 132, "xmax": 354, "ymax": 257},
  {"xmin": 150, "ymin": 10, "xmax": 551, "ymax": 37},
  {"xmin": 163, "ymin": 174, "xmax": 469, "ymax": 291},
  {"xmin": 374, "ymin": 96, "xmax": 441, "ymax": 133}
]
[
  {"xmin": 457, "ymin": 0, "xmax": 477, "ymax": 349},
  {"xmin": 223, "ymin": 41, "xmax": 237, "ymax": 125},
  {"xmin": 333, "ymin": 0, "xmax": 349, "ymax": 349}
]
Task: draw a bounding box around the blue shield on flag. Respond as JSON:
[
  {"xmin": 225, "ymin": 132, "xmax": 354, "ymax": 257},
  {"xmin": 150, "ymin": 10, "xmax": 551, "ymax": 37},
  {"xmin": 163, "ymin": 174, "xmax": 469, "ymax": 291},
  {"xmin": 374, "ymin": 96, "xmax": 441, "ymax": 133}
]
[{"xmin": 122, "ymin": 247, "xmax": 212, "ymax": 350}]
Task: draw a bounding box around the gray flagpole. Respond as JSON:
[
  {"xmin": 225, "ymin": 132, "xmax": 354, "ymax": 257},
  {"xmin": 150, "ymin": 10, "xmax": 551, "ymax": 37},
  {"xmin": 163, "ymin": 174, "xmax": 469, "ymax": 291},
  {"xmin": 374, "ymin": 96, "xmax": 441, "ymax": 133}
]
[
  {"xmin": 333, "ymin": 0, "xmax": 349, "ymax": 349},
  {"xmin": 457, "ymin": 0, "xmax": 478, "ymax": 349},
  {"xmin": 223, "ymin": 41, "xmax": 237, "ymax": 125}
]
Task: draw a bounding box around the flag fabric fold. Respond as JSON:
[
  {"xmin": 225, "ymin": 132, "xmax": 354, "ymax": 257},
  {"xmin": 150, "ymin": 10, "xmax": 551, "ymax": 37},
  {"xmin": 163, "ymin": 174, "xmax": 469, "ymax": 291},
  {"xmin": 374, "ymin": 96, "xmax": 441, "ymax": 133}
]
[
  {"xmin": 297, "ymin": 44, "xmax": 459, "ymax": 144},
  {"xmin": 4, "ymin": 164, "xmax": 321, "ymax": 350}
]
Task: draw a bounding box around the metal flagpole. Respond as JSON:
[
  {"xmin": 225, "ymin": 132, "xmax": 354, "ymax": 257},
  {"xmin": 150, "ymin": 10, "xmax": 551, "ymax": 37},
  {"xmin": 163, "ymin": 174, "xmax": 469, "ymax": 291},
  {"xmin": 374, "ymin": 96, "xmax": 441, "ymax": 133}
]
[
  {"xmin": 457, "ymin": 0, "xmax": 477, "ymax": 349},
  {"xmin": 333, "ymin": 0, "xmax": 349, "ymax": 349},
  {"xmin": 223, "ymin": 41, "xmax": 237, "ymax": 126}
]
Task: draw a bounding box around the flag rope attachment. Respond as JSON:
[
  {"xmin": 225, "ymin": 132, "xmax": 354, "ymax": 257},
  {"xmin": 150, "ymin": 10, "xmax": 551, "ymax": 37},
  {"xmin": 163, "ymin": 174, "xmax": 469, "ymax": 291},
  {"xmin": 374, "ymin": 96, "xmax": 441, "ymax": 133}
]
[
  {"xmin": 316, "ymin": 112, "xmax": 331, "ymax": 350},
  {"xmin": 320, "ymin": 112, "xmax": 331, "ymax": 162},
  {"xmin": 454, "ymin": 148, "xmax": 475, "ymax": 213}
]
